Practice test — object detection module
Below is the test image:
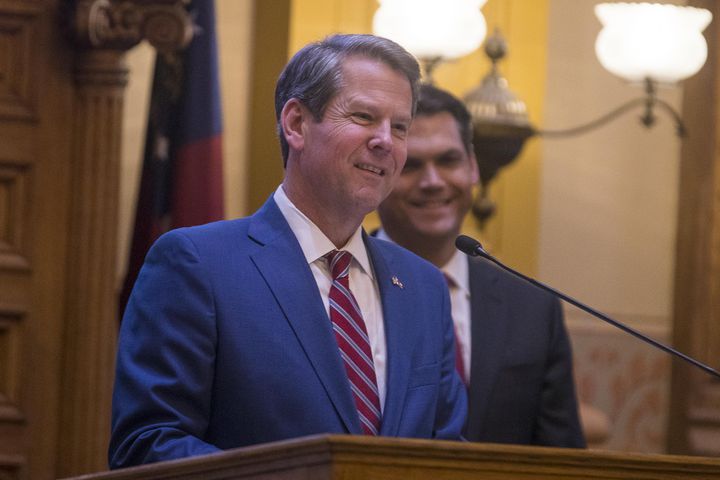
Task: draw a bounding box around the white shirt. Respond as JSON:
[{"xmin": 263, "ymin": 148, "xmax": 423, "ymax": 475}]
[
  {"xmin": 274, "ymin": 186, "xmax": 387, "ymax": 410},
  {"xmin": 441, "ymin": 249, "xmax": 472, "ymax": 382},
  {"xmin": 376, "ymin": 229, "xmax": 472, "ymax": 382}
]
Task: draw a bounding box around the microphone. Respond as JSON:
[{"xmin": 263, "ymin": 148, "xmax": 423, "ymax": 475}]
[{"xmin": 455, "ymin": 234, "xmax": 720, "ymax": 380}]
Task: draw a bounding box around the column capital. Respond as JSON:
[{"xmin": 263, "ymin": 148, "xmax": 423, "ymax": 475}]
[{"xmin": 70, "ymin": 0, "xmax": 193, "ymax": 53}]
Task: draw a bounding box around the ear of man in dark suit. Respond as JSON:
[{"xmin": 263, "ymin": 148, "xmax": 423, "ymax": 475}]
[
  {"xmin": 110, "ymin": 35, "xmax": 467, "ymax": 469},
  {"xmin": 376, "ymin": 83, "xmax": 585, "ymax": 447}
]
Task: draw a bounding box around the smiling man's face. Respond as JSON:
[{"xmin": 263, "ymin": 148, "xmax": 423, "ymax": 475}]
[
  {"xmin": 289, "ymin": 55, "xmax": 413, "ymax": 223},
  {"xmin": 378, "ymin": 111, "xmax": 479, "ymax": 245}
]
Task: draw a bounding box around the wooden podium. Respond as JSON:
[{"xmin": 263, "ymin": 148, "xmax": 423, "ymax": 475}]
[{"xmin": 64, "ymin": 435, "xmax": 720, "ymax": 480}]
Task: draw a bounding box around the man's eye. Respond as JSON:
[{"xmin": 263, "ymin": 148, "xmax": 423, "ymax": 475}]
[
  {"xmin": 402, "ymin": 160, "xmax": 421, "ymax": 172},
  {"xmin": 352, "ymin": 112, "xmax": 372, "ymax": 122},
  {"xmin": 392, "ymin": 123, "xmax": 408, "ymax": 134},
  {"xmin": 438, "ymin": 154, "xmax": 463, "ymax": 167}
]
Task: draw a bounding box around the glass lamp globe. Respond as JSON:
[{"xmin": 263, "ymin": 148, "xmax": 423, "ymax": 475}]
[
  {"xmin": 373, "ymin": 0, "xmax": 488, "ymax": 61},
  {"xmin": 595, "ymin": 3, "xmax": 712, "ymax": 84}
]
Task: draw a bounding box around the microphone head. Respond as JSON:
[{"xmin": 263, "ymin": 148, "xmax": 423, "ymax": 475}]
[{"xmin": 455, "ymin": 235, "xmax": 483, "ymax": 256}]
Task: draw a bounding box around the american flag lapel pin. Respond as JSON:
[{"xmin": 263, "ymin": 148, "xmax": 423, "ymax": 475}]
[{"xmin": 392, "ymin": 276, "xmax": 404, "ymax": 289}]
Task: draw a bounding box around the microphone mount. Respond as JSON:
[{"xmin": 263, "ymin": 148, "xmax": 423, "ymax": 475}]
[{"xmin": 455, "ymin": 234, "xmax": 720, "ymax": 380}]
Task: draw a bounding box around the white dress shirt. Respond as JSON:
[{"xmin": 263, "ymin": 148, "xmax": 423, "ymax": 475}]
[
  {"xmin": 441, "ymin": 249, "xmax": 472, "ymax": 382},
  {"xmin": 376, "ymin": 229, "xmax": 471, "ymax": 382},
  {"xmin": 274, "ymin": 186, "xmax": 387, "ymax": 410}
]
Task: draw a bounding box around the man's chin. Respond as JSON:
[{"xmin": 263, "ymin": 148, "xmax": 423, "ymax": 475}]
[
  {"xmin": 356, "ymin": 195, "xmax": 388, "ymax": 217},
  {"xmin": 412, "ymin": 223, "xmax": 458, "ymax": 242}
]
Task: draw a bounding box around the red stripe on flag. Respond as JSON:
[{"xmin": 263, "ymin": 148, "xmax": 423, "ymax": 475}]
[{"xmin": 172, "ymin": 134, "xmax": 225, "ymax": 228}]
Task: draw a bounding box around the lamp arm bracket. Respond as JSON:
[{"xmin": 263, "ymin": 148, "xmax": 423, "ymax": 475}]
[
  {"xmin": 534, "ymin": 96, "xmax": 686, "ymax": 138},
  {"xmin": 653, "ymin": 97, "xmax": 687, "ymax": 137}
]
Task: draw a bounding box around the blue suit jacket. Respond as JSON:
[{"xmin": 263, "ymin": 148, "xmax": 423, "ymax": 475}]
[
  {"xmin": 109, "ymin": 198, "xmax": 467, "ymax": 468},
  {"xmin": 464, "ymin": 257, "xmax": 585, "ymax": 447}
]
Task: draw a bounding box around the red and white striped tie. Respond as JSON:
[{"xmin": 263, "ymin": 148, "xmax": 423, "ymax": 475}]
[{"xmin": 325, "ymin": 250, "xmax": 381, "ymax": 435}]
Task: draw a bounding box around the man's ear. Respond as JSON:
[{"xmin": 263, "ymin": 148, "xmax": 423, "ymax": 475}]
[
  {"xmin": 469, "ymin": 150, "xmax": 481, "ymax": 185},
  {"xmin": 280, "ymin": 98, "xmax": 307, "ymax": 152}
]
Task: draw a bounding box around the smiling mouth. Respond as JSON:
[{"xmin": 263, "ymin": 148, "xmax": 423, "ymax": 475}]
[
  {"xmin": 356, "ymin": 163, "xmax": 385, "ymax": 176},
  {"xmin": 410, "ymin": 199, "xmax": 451, "ymax": 208}
]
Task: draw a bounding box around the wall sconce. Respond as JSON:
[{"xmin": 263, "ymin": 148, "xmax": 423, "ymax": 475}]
[
  {"xmin": 374, "ymin": 1, "xmax": 712, "ymax": 226},
  {"xmin": 468, "ymin": 3, "xmax": 712, "ymax": 224}
]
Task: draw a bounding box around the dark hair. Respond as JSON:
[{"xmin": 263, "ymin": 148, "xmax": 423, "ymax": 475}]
[
  {"xmin": 275, "ymin": 33, "xmax": 421, "ymax": 166},
  {"xmin": 416, "ymin": 83, "xmax": 474, "ymax": 154}
]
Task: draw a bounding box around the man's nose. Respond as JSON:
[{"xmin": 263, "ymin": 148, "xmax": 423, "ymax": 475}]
[
  {"xmin": 419, "ymin": 164, "xmax": 444, "ymax": 188},
  {"xmin": 368, "ymin": 121, "xmax": 393, "ymax": 153}
]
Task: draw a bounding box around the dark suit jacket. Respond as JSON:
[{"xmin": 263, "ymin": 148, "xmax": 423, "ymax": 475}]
[
  {"xmin": 464, "ymin": 256, "xmax": 585, "ymax": 447},
  {"xmin": 109, "ymin": 198, "xmax": 467, "ymax": 468}
]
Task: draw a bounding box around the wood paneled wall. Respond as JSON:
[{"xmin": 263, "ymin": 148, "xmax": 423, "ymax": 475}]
[
  {"xmin": 0, "ymin": 1, "xmax": 194, "ymax": 478},
  {"xmin": 0, "ymin": 2, "xmax": 73, "ymax": 478}
]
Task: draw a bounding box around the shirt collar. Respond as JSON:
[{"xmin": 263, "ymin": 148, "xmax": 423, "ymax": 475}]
[
  {"xmin": 441, "ymin": 248, "xmax": 470, "ymax": 298},
  {"xmin": 273, "ymin": 185, "xmax": 374, "ymax": 279}
]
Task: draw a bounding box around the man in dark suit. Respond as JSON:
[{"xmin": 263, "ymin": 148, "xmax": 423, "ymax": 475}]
[
  {"xmin": 376, "ymin": 84, "xmax": 585, "ymax": 447},
  {"xmin": 109, "ymin": 35, "xmax": 467, "ymax": 469}
]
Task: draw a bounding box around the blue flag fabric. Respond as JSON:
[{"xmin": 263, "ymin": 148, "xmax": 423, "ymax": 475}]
[{"xmin": 120, "ymin": 0, "xmax": 224, "ymax": 317}]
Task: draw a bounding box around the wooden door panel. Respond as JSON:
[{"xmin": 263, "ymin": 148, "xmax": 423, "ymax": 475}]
[
  {"xmin": 0, "ymin": 0, "xmax": 195, "ymax": 477},
  {"xmin": 0, "ymin": 2, "xmax": 40, "ymax": 122},
  {"xmin": 0, "ymin": 1, "xmax": 70, "ymax": 478}
]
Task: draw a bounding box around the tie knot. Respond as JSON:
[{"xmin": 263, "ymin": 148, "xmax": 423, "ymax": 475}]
[{"xmin": 325, "ymin": 250, "xmax": 352, "ymax": 280}]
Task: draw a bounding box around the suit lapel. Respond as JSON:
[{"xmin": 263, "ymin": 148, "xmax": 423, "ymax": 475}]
[
  {"xmin": 465, "ymin": 256, "xmax": 511, "ymax": 439},
  {"xmin": 365, "ymin": 236, "xmax": 412, "ymax": 437},
  {"xmin": 247, "ymin": 198, "xmax": 361, "ymax": 434}
]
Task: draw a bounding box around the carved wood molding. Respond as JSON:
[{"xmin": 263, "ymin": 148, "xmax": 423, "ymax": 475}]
[
  {"xmin": 57, "ymin": 1, "xmax": 194, "ymax": 476},
  {"xmin": 71, "ymin": 0, "xmax": 193, "ymax": 53}
]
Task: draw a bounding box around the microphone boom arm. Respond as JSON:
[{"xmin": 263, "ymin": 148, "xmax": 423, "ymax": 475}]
[{"xmin": 455, "ymin": 235, "xmax": 720, "ymax": 380}]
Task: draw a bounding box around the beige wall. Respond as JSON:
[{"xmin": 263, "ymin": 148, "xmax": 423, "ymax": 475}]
[
  {"xmin": 541, "ymin": 0, "xmax": 688, "ymax": 453},
  {"xmin": 119, "ymin": 44, "xmax": 153, "ymax": 284},
  {"xmin": 289, "ymin": 0, "xmax": 376, "ymax": 52},
  {"xmin": 217, "ymin": 0, "xmax": 255, "ymax": 220},
  {"xmin": 540, "ymin": 0, "xmax": 682, "ymax": 326}
]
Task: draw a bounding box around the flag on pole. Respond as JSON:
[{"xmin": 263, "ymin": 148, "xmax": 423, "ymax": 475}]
[{"xmin": 119, "ymin": 0, "xmax": 224, "ymax": 317}]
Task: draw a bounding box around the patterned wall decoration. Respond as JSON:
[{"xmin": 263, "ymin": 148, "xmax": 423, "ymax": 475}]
[{"xmin": 567, "ymin": 306, "xmax": 670, "ymax": 453}]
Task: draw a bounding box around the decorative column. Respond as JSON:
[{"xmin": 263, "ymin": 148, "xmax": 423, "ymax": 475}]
[
  {"xmin": 668, "ymin": 0, "xmax": 720, "ymax": 457},
  {"xmin": 60, "ymin": 1, "xmax": 192, "ymax": 476}
]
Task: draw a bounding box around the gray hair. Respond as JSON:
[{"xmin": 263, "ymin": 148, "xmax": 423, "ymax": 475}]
[{"xmin": 274, "ymin": 33, "xmax": 421, "ymax": 166}]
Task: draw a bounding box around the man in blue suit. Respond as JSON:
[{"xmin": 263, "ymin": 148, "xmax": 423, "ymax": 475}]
[
  {"xmin": 376, "ymin": 84, "xmax": 585, "ymax": 447},
  {"xmin": 109, "ymin": 35, "xmax": 467, "ymax": 469}
]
